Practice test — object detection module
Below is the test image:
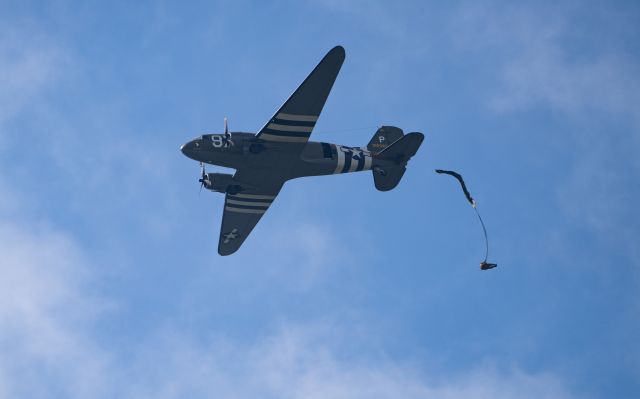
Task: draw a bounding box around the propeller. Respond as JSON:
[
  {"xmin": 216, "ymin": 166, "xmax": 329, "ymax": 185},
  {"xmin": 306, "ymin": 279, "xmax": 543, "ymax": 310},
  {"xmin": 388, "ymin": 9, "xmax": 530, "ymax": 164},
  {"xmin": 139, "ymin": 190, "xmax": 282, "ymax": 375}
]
[
  {"xmin": 198, "ymin": 162, "xmax": 210, "ymax": 192},
  {"xmin": 223, "ymin": 116, "xmax": 234, "ymax": 147}
]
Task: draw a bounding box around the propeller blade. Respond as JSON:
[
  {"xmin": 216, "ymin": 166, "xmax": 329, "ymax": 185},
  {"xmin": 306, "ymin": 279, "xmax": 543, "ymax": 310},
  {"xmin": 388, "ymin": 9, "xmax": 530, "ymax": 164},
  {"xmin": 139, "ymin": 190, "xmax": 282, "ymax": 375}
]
[
  {"xmin": 222, "ymin": 116, "xmax": 234, "ymax": 147},
  {"xmin": 199, "ymin": 162, "xmax": 206, "ymax": 193}
]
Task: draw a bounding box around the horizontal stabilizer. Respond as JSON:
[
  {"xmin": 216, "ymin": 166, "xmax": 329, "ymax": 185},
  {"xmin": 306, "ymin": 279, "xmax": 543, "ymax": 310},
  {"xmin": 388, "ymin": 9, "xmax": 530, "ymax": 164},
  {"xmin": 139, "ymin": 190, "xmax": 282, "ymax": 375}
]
[
  {"xmin": 373, "ymin": 166, "xmax": 407, "ymax": 191},
  {"xmin": 372, "ymin": 132, "xmax": 424, "ymax": 191}
]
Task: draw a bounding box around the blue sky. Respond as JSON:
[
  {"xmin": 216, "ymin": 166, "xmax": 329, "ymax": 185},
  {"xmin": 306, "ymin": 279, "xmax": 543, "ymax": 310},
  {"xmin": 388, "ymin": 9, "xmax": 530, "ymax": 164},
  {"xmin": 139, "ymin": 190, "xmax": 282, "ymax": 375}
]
[{"xmin": 1, "ymin": 1, "xmax": 639, "ymax": 398}]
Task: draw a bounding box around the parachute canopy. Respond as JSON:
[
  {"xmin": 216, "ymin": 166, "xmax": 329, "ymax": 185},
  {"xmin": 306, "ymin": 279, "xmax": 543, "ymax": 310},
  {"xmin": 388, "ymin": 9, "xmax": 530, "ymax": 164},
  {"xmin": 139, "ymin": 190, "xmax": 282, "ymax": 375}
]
[{"xmin": 435, "ymin": 169, "xmax": 475, "ymax": 207}]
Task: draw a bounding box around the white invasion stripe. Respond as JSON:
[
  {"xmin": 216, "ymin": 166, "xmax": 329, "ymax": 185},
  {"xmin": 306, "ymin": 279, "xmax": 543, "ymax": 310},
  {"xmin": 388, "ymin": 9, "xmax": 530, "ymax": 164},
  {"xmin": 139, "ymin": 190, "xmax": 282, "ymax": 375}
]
[
  {"xmin": 357, "ymin": 147, "xmax": 373, "ymax": 171},
  {"xmin": 363, "ymin": 152, "xmax": 372, "ymax": 171},
  {"xmin": 226, "ymin": 199, "xmax": 271, "ymax": 208},
  {"xmin": 348, "ymin": 153, "xmax": 360, "ymax": 172},
  {"xmin": 260, "ymin": 133, "xmax": 308, "ymax": 143},
  {"xmin": 225, "ymin": 206, "xmax": 266, "ymax": 214},
  {"xmin": 333, "ymin": 145, "xmax": 345, "ymax": 174},
  {"xmin": 231, "ymin": 193, "xmax": 276, "ymax": 200},
  {"xmin": 277, "ymin": 113, "xmax": 318, "ymax": 122},
  {"xmin": 267, "ymin": 123, "xmax": 314, "ymax": 132}
]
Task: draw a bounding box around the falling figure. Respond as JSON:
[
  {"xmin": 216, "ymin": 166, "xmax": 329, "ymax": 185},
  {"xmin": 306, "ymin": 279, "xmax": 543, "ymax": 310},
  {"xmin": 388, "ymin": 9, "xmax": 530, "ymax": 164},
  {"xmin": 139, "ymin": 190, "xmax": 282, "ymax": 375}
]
[{"xmin": 435, "ymin": 169, "xmax": 497, "ymax": 271}]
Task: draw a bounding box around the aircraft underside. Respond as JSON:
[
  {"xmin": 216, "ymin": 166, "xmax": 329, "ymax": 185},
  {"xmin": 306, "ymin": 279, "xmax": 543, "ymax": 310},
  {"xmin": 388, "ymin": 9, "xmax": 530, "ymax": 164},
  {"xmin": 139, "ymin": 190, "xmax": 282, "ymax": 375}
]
[{"xmin": 180, "ymin": 45, "xmax": 423, "ymax": 255}]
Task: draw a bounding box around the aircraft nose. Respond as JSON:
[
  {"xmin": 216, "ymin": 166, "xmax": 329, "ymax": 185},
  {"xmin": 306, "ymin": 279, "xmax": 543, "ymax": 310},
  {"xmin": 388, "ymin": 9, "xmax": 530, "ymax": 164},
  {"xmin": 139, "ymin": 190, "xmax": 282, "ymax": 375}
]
[
  {"xmin": 180, "ymin": 141, "xmax": 194, "ymax": 158},
  {"xmin": 180, "ymin": 139, "xmax": 203, "ymax": 161}
]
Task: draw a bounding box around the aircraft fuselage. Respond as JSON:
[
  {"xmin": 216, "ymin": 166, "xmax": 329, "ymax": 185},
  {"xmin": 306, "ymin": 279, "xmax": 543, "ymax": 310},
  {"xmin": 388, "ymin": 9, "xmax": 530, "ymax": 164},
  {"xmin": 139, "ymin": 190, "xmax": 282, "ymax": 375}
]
[{"xmin": 181, "ymin": 132, "xmax": 375, "ymax": 183}]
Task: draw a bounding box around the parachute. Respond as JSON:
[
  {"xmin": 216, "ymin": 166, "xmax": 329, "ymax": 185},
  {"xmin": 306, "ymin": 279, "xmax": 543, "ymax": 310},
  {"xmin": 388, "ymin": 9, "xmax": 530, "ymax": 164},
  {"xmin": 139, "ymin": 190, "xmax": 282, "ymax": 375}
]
[{"xmin": 435, "ymin": 169, "xmax": 497, "ymax": 271}]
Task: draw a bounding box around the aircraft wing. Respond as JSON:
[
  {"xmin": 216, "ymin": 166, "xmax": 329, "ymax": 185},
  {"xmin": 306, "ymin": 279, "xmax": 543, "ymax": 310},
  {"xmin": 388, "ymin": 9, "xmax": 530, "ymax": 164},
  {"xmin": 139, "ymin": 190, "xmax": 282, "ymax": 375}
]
[
  {"xmin": 255, "ymin": 46, "xmax": 345, "ymax": 145},
  {"xmin": 217, "ymin": 170, "xmax": 284, "ymax": 256}
]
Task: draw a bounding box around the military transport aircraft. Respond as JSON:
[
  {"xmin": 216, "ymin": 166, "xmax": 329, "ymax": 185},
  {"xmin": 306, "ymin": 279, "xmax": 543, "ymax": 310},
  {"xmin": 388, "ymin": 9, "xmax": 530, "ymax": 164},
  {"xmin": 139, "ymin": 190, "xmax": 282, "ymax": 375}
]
[{"xmin": 181, "ymin": 46, "xmax": 424, "ymax": 255}]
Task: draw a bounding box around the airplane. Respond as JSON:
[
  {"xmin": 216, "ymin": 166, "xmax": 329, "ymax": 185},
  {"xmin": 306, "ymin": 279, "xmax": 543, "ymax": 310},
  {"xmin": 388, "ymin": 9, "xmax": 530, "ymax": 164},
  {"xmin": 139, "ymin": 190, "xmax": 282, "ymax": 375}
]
[{"xmin": 180, "ymin": 46, "xmax": 424, "ymax": 255}]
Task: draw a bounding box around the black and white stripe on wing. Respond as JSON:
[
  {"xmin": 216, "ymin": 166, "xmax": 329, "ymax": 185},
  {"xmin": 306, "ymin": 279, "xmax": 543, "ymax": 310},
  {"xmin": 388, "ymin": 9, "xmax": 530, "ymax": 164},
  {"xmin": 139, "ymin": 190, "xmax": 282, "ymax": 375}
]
[
  {"xmin": 225, "ymin": 193, "xmax": 276, "ymax": 214},
  {"xmin": 259, "ymin": 113, "xmax": 318, "ymax": 143}
]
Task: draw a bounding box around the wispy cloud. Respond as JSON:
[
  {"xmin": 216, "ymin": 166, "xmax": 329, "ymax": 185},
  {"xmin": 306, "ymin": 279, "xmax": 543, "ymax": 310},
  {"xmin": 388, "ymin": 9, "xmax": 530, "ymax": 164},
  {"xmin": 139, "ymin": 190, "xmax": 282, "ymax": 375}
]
[
  {"xmin": 0, "ymin": 177, "xmax": 578, "ymax": 398},
  {"xmin": 450, "ymin": 3, "xmax": 640, "ymax": 122},
  {"xmin": 111, "ymin": 322, "xmax": 579, "ymax": 399},
  {"xmin": 0, "ymin": 220, "xmax": 111, "ymax": 398},
  {"xmin": 487, "ymin": 25, "xmax": 639, "ymax": 122},
  {"xmin": 0, "ymin": 26, "xmax": 71, "ymax": 138}
]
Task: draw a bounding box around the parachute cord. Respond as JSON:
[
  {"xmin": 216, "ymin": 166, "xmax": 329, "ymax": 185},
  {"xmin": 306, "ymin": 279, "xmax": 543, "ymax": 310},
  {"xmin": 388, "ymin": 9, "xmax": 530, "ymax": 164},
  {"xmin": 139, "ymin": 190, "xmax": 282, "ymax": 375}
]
[{"xmin": 473, "ymin": 205, "xmax": 489, "ymax": 263}]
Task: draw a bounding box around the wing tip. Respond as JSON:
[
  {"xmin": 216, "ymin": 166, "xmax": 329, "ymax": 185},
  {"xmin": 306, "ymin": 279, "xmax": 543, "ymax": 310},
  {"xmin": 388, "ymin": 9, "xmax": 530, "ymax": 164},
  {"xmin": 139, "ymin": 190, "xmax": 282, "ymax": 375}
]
[
  {"xmin": 218, "ymin": 245, "xmax": 238, "ymax": 256},
  {"xmin": 329, "ymin": 45, "xmax": 346, "ymax": 60}
]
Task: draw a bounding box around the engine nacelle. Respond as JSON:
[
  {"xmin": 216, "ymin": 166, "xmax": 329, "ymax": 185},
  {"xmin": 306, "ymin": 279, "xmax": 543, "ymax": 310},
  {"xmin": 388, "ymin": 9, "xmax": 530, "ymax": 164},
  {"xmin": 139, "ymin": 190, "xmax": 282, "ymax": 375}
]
[{"xmin": 204, "ymin": 173, "xmax": 243, "ymax": 194}]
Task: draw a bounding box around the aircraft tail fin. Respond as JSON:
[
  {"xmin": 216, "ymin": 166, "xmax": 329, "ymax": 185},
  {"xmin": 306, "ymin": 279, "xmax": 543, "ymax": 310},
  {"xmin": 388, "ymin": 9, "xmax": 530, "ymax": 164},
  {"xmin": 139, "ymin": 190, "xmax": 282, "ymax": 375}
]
[
  {"xmin": 367, "ymin": 126, "xmax": 404, "ymax": 154},
  {"xmin": 371, "ymin": 132, "xmax": 424, "ymax": 191}
]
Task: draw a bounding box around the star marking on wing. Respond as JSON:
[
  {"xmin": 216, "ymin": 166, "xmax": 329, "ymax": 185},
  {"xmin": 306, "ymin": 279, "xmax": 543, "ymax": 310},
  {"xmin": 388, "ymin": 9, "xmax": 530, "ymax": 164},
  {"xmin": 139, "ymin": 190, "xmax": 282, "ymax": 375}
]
[{"xmin": 223, "ymin": 228, "xmax": 239, "ymax": 244}]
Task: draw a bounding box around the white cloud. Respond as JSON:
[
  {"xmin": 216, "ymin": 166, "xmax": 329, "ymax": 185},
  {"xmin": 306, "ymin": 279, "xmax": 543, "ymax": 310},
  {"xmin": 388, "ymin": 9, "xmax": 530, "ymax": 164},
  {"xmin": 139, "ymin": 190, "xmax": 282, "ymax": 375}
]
[
  {"xmin": 490, "ymin": 32, "xmax": 640, "ymax": 122},
  {"xmin": 451, "ymin": 3, "xmax": 640, "ymax": 122},
  {"xmin": 0, "ymin": 208, "xmax": 578, "ymax": 398},
  {"xmin": 0, "ymin": 26, "xmax": 70, "ymax": 137},
  {"xmin": 0, "ymin": 221, "xmax": 111, "ymax": 399},
  {"xmin": 110, "ymin": 323, "xmax": 577, "ymax": 399}
]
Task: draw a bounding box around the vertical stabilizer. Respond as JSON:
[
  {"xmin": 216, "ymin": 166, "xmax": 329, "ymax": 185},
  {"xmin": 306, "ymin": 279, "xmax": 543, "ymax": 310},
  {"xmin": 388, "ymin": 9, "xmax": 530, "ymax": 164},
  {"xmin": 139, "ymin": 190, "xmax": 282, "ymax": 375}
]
[{"xmin": 367, "ymin": 126, "xmax": 404, "ymax": 154}]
